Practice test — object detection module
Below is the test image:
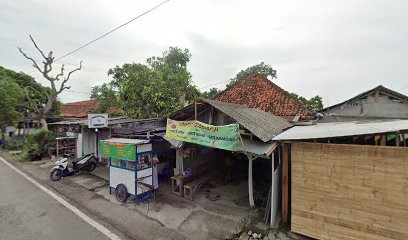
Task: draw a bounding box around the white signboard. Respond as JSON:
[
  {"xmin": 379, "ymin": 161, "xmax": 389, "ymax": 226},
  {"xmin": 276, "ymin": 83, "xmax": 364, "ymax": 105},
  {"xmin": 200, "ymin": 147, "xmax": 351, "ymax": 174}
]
[{"xmin": 88, "ymin": 114, "xmax": 108, "ymax": 128}]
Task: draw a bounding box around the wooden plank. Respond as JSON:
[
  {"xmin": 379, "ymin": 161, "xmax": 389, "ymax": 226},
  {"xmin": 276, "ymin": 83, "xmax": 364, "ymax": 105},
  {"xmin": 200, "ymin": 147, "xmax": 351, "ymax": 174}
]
[
  {"xmin": 282, "ymin": 143, "xmax": 289, "ymax": 224},
  {"xmin": 290, "ymin": 142, "xmax": 408, "ymax": 240},
  {"xmin": 396, "ymin": 134, "xmax": 400, "ymax": 146}
]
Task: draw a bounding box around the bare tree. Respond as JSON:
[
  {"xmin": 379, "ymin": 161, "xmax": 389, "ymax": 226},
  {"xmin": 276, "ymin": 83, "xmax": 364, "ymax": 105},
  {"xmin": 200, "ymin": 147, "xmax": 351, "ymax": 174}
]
[{"xmin": 18, "ymin": 34, "xmax": 83, "ymax": 128}]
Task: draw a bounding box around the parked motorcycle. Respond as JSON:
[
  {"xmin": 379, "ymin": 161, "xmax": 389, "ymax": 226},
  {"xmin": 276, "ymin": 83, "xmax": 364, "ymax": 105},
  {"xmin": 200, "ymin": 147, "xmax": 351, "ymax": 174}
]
[{"xmin": 50, "ymin": 153, "xmax": 97, "ymax": 181}]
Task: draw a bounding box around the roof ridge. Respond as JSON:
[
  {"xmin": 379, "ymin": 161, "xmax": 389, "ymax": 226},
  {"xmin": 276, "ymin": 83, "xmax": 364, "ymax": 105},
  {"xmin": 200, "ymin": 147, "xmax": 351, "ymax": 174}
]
[
  {"xmin": 215, "ymin": 74, "xmax": 312, "ymax": 116},
  {"xmin": 63, "ymin": 99, "xmax": 95, "ymax": 105},
  {"xmin": 323, "ymin": 84, "xmax": 408, "ymax": 111}
]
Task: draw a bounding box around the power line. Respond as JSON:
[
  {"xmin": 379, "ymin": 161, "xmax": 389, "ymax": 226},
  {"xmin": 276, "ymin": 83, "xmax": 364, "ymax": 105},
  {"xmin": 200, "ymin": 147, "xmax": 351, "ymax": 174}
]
[
  {"xmin": 198, "ymin": 80, "xmax": 229, "ymax": 90},
  {"xmin": 399, "ymin": 84, "xmax": 408, "ymax": 91},
  {"xmin": 21, "ymin": 0, "xmax": 170, "ymax": 96},
  {"xmin": 55, "ymin": 0, "xmax": 170, "ymax": 61},
  {"xmin": 65, "ymin": 90, "xmax": 91, "ymax": 95}
]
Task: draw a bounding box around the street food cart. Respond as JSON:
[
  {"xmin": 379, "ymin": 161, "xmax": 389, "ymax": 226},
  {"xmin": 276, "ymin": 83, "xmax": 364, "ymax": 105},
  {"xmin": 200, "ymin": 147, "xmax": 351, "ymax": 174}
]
[{"xmin": 100, "ymin": 138, "xmax": 155, "ymax": 203}]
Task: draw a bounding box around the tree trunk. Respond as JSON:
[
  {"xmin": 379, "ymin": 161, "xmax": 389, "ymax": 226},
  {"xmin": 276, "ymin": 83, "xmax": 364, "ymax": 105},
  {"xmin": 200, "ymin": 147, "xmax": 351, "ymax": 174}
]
[
  {"xmin": 22, "ymin": 121, "xmax": 27, "ymax": 137},
  {"xmin": 40, "ymin": 118, "xmax": 48, "ymax": 130}
]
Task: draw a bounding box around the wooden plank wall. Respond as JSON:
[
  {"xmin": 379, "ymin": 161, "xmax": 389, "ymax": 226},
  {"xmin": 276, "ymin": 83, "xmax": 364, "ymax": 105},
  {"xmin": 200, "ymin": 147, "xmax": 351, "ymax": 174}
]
[{"xmin": 291, "ymin": 142, "xmax": 408, "ymax": 240}]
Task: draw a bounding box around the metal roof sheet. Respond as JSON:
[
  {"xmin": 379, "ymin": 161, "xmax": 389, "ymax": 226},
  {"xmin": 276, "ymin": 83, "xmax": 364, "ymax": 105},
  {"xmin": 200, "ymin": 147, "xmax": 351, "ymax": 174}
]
[
  {"xmin": 273, "ymin": 119, "xmax": 408, "ymax": 140},
  {"xmin": 240, "ymin": 138, "xmax": 277, "ymax": 158},
  {"xmin": 50, "ymin": 117, "xmax": 161, "ymax": 127},
  {"xmin": 169, "ymin": 99, "xmax": 292, "ymax": 142},
  {"xmin": 202, "ymin": 99, "xmax": 292, "ymax": 142}
]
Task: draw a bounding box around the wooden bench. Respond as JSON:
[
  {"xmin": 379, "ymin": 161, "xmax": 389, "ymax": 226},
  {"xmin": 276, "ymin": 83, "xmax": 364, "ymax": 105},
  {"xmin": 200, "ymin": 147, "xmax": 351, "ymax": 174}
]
[
  {"xmin": 170, "ymin": 174, "xmax": 192, "ymax": 197},
  {"xmin": 183, "ymin": 174, "xmax": 213, "ymax": 200}
]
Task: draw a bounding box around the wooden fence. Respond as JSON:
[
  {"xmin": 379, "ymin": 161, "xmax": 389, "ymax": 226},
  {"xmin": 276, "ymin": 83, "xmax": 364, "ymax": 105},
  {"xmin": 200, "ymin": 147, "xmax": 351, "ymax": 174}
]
[{"xmin": 291, "ymin": 142, "xmax": 408, "ymax": 240}]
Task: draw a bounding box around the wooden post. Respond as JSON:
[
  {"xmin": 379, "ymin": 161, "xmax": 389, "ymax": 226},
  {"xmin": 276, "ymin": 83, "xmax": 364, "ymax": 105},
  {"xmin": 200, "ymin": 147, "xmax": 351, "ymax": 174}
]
[
  {"xmin": 380, "ymin": 135, "xmax": 386, "ymax": 146},
  {"xmin": 270, "ymin": 152, "xmax": 275, "ymax": 226},
  {"xmin": 247, "ymin": 154, "xmax": 255, "ymax": 207},
  {"xmin": 194, "ymin": 101, "xmax": 197, "ymax": 120},
  {"xmin": 396, "ymin": 133, "xmax": 400, "ymax": 146},
  {"xmin": 282, "ymin": 143, "xmax": 289, "ymax": 224},
  {"xmin": 56, "ymin": 139, "xmax": 59, "ymax": 157}
]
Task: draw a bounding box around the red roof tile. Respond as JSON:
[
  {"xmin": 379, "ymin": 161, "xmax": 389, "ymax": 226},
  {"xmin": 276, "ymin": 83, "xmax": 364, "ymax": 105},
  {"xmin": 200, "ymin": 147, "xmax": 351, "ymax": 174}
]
[
  {"xmin": 61, "ymin": 100, "xmax": 123, "ymax": 118},
  {"xmin": 61, "ymin": 100, "xmax": 96, "ymax": 118},
  {"xmin": 215, "ymin": 75, "xmax": 312, "ymax": 118}
]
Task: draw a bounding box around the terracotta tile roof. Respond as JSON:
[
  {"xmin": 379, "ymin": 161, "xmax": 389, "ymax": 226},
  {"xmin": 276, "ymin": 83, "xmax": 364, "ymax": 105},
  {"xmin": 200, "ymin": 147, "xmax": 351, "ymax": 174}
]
[
  {"xmin": 61, "ymin": 100, "xmax": 123, "ymax": 118},
  {"xmin": 215, "ymin": 75, "xmax": 312, "ymax": 118},
  {"xmin": 61, "ymin": 100, "xmax": 96, "ymax": 118}
]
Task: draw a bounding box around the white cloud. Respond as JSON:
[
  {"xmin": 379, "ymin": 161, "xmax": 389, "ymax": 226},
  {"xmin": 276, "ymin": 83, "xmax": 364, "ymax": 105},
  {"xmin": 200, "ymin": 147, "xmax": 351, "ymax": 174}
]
[{"xmin": 1, "ymin": 0, "xmax": 407, "ymax": 106}]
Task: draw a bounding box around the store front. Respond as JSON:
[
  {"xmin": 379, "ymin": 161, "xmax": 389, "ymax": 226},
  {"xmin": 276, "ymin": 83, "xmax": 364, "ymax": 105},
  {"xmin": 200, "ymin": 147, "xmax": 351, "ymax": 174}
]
[{"xmin": 163, "ymin": 99, "xmax": 292, "ymax": 226}]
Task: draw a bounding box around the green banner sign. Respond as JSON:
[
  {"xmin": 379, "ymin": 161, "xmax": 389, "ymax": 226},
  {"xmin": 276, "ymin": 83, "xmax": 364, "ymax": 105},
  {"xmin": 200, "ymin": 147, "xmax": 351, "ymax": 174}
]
[
  {"xmin": 100, "ymin": 141, "xmax": 136, "ymax": 160},
  {"xmin": 166, "ymin": 118, "xmax": 241, "ymax": 151}
]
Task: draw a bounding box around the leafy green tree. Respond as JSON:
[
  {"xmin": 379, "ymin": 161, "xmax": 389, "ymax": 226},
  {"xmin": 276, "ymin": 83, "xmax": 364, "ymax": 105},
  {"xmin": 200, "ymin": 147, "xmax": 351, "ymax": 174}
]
[
  {"xmin": 0, "ymin": 66, "xmax": 61, "ymax": 126},
  {"xmin": 308, "ymin": 95, "xmax": 324, "ymax": 111},
  {"xmin": 0, "ymin": 80, "xmax": 25, "ymax": 146},
  {"xmin": 107, "ymin": 47, "xmax": 200, "ymax": 118},
  {"xmin": 228, "ymin": 62, "xmax": 277, "ymax": 87},
  {"xmin": 201, "ymin": 88, "xmax": 221, "ymax": 99},
  {"xmin": 90, "ymin": 83, "xmax": 121, "ymax": 116},
  {"xmin": 291, "ymin": 93, "xmax": 324, "ymax": 111}
]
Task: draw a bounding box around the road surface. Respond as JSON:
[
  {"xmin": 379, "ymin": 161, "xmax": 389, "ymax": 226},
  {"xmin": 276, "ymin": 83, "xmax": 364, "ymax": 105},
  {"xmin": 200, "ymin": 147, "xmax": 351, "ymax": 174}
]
[{"xmin": 0, "ymin": 158, "xmax": 111, "ymax": 240}]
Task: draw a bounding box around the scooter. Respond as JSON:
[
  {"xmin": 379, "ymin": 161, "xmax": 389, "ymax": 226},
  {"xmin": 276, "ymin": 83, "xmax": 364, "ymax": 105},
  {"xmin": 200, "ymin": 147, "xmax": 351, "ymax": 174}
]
[{"xmin": 50, "ymin": 153, "xmax": 97, "ymax": 181}]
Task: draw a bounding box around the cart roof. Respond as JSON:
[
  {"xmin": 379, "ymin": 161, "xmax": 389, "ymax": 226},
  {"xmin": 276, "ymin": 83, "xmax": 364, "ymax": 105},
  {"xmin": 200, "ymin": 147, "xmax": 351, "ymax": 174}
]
[{"xmin": 101, "ymin": 138, "xmax": 150, "ymax": 145}]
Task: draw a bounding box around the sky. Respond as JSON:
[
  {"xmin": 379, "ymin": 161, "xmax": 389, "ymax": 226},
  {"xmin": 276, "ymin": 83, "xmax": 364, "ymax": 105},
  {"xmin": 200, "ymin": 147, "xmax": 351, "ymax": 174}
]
[{"xmin": 1, "ymin": 0, "xmax": 408, "ymax": 106}]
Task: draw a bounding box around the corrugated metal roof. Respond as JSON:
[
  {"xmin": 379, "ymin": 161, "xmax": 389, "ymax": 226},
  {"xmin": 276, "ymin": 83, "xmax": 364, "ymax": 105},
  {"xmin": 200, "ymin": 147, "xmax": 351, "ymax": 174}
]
[
  {"xmin": 240, "ymin": 138, "xmax": 277, "ymax": 158},
  {"xmin": 48, "ymin": 119, "xmax": 87, "ymax": 125},
  {"xmin": 273, "ymin": 119, "xmax": 408, "ymax": 140},
  {"xmin": 203, "ymin": 99, "xmax": 292, "ymax": 142},
  {"xmin": 50, "ymin": 117, "xmax": 161, "ymax": 127}
]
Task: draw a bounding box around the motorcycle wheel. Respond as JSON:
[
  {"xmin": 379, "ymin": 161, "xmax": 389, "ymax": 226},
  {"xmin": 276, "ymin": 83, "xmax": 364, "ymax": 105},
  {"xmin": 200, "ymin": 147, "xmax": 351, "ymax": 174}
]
[
  {"xmin": 115, "ymin": 184, "xmax": 129, "ymax": 203},
  {"xmin": 86, "ymin": 162, "xmax": 97, "ymax": 172},
  {"xmin": 50, "ymin": 169, "xmax": 63, "ymax": 181}
]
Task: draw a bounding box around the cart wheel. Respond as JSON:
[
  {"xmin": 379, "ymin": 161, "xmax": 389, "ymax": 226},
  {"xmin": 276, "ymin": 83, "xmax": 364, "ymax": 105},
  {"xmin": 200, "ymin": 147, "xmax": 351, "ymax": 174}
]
[
  {"xmin": 50, "ymin": 169, "xmax": 63, "ymax": 181},
  {"xmin": 115, "ymin": 184, "xmax": 129, "ymax": 203}
]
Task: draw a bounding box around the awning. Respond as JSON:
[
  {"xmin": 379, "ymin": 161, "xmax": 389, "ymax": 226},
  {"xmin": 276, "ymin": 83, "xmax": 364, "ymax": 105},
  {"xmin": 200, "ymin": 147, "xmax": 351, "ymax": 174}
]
[
  {"xmin": 240, "ymin": 138, "xmax": 278, "ymax": 158},
  {"xmin": 273, "ymin": 119, "xmax": 408, "ymax": 140},
  {"xmin": 163, "ymin": 135, "xmax": 183, "ymax": 148}
]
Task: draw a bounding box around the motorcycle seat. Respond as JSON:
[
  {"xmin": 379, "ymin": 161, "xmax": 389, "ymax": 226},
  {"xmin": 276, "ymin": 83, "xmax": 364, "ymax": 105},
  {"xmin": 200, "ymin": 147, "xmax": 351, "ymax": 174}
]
[{"xmin": 72, "ymin": 154, "xmax": 91, "ymax": 164}]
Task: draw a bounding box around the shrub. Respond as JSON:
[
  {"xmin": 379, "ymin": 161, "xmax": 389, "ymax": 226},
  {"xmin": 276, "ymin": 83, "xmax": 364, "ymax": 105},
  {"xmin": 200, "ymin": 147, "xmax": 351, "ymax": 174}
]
[
  {"xmin": 20, "ymin": 129, "xmax": 56, "ymax": 161},
  {"xmin": 5, "ymin": 138, "xmax": 24, "ymax": 151}
]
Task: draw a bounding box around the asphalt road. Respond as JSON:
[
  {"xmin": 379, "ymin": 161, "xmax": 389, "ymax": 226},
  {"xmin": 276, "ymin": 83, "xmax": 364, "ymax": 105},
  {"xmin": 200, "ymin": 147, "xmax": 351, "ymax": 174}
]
[{"xmin": 0, "ymin": 159, "xmax": 111, "ymax": 240}]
